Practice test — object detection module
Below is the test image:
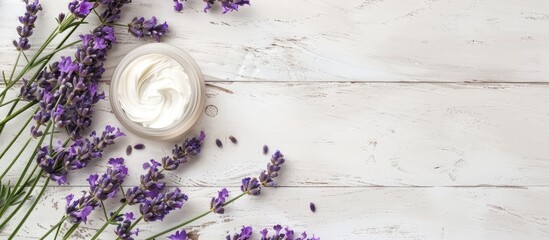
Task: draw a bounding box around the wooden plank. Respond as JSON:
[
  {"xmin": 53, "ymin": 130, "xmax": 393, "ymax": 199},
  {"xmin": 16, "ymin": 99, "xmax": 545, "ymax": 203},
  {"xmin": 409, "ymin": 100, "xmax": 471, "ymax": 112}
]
[
  {"xmin": 2, "ymin": 82, "xmax": 549, "ymax": 187},
  {"xmin": 2, "ymin": 186, "xmax": 549, "ymax": 239},
  {"xmin": 3, "ymin": 0, "xmax": 549, "ymax": 82}
]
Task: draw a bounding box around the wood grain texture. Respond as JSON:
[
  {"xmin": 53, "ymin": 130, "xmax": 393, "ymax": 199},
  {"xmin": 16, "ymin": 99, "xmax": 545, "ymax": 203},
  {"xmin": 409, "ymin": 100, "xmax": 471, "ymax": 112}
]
[
  {"xmin": 2, "ymin": 0, "xmax": 549, "ymax": 82},
  {"xmin": 1, "ymin": 0, "xmax": 549, "ymax": 239},
  {"xmin": 2, "ymin": 82, "xmax": 549, "ymax": 188},
  {"xmin": 2, "ymin": 186, "xmax": 549, "ymax": 240}
]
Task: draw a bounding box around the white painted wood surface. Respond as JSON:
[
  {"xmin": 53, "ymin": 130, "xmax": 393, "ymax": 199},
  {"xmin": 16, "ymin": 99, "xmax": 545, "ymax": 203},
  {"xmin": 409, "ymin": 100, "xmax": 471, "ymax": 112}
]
[{"xmin": 1, "ymin": 0, "xmax": 549, "ymax": 239}]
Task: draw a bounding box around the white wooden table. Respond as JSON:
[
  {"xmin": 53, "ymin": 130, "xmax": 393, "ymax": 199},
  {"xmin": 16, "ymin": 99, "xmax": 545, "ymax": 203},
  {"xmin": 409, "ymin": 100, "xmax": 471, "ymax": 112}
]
[{"xmin": 1, "ymin": 0, "xmax": 549, "ymax": 239}]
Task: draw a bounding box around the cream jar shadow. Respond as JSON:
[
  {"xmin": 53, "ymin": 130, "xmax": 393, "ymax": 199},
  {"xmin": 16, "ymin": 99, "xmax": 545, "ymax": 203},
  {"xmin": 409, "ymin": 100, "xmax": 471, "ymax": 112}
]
[{"xmin": 110, "ymin": 43, "xmax": 205, "ymax": 140}]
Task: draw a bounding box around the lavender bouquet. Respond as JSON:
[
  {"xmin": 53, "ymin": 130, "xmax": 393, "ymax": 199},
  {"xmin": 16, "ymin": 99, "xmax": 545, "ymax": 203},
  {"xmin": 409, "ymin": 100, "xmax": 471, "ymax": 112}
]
[
  {"xmin": 0, "ymin": 0, "xmax": 169, "ymax": 236},
  {"xmin": 0, "ymin": 1, "xmax": 319, "ymax": 239}
]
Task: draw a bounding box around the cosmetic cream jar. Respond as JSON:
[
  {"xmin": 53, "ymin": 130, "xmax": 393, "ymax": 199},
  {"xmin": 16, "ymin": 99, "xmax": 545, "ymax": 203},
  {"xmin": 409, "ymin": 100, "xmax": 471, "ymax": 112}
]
[{"xmin": 110, "ymin": 43, "xmax": 205, "ymax": 141}]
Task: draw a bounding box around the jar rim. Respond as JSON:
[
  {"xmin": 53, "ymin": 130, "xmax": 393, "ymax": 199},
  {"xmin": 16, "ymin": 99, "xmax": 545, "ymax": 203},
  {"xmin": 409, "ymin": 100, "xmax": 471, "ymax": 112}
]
[{"xmin": 110, "ymin": 43, "xmax": 205, "ymax": 141}]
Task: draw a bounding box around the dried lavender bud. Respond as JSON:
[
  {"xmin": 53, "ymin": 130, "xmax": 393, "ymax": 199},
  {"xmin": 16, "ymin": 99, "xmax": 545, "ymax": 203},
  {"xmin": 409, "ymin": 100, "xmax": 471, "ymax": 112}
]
[
  {"xmin": 310, "ymin": 202, "xmax": 316, "ymax": 212},
  {"xmin": 263, "ymin": 144, "xmax": 268, "ymax": 155},
  {"xmin": 229, "ymin": 135, "xmax": 237, "ymax": 144},
  {"xmin": 126, "ymin": 145, "xmax": 132, "ymax": 155},
  {"xmin": 134, "ymin": 143, "xmax": 145, "ymax": 150},
  {"xmin": 215, "ymin": 139, "xmax": 223, "ymax": 148}
]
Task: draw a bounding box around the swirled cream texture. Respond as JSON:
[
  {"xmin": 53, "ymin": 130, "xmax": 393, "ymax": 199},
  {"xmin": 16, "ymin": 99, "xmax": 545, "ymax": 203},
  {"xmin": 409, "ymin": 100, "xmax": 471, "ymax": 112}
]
[{"xmin": 117, "ymin": 54, "xmax": 191, "ymax": 129}]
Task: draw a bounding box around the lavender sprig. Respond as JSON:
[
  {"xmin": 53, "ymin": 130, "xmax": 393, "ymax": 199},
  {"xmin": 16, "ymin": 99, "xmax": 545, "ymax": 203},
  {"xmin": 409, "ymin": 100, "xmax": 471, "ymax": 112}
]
[
  {"xmin": 152, "ymin": 150, "xmax": 287, "ymax": 240},
  {"xmin": 226, "ymin": 225, "xmax": 320, "ymax": 240},
  {"xmin": 86, "ymin": 132, "xmax": 205, "ymax": 239},
  {"xmin": 259, "ymin": 150, "xmax": 285, "ymax": 187},
  {"xmin": 68, "ymin": 0, "xmax": 94, "ymax": 18},
  {"xmin": 202, "ymin": 0, "xmax": 250, "ymax": 14},
  {"xmin": 139, "ymin": 188, "xmax": 188, "ymax": 222},
  {"xmin": 128, "ymin": 16, "xmax": 169, "ymax": 42},
  {"xmin": 168, "ymin": 230, "xmax": 189, "ymax": 240},
  {"xmin": 65, "ymin": 158, "xmax": 128, "ymax": 223},
  {"xmin": 210, "ymin": 188, "xmax": 229, "ymax": 214},
  {"xmin": 36, "ymin": 125, "xmax": 124, "ymax": 185},
  {"xmin": 226, "ymin": 226, "xmax": 253, "ymax": 240},
  {"xmin": 114, "ymin": 212, "xmax": 140, "ymax": 240},
  {"xmin": 25, "ymin": 26, "xmax": 116, "ymax": 140},
  {"xmin": 13, "ymin": 0, "xmax": 42, "ymax": 51},
  {"xmin": 125, "ymin": 132, "xmax": 205, "ymax": 206}
]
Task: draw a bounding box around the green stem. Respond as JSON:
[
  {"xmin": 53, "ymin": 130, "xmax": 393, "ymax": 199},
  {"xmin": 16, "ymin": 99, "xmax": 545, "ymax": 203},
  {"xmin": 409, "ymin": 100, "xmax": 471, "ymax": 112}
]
[
  {"xmin": 53, "ymin": 217, "xmax": 64, "ymax": 240},
  {"xmin": 62, "ymin": 223, "xmax": 80, "ymax": 240},
  {"xmin": 89, "ymin": 203, "xmax": 129, "ymax": 240},
  {"xmin": 0, "ymin": 52, "xmax": 20, "ymax": 106},
  {"xmin": 0, "ymin": 135, "xmax": 32, "ymax": 180},
  {"xmin": 116, "ymin": 216, "xmax": 143, "ymax": 240},
  {"xmin": 8, "ymin": 52, "xmax": 22, "ymax": 83},
  {"xmin": 101, "ymin": 201, "xmax": 109, "ymax": 219},
  {"xmin": 0, "ymin": 98, "xmax": 21, "ymax": 135},
  {"xmin": 0, "ymin": 109, "xmax": 34, "ymax": 162},
  {"xmin": 144, "ymin": 192, "xmax": 248, "ymax": 240},
  {"xmin": 0, "ymin": 169, "xmax": 44, "ymax": 230},
  {"xmin": 0, "ymin": 138, "xmax": 31, "ymax": 181},
  {"xmin": 0, "ymin": 98, "xmax": 18, "ymax": 108},
  {"xmin": 39, "ymin": 216, "xmax": 66, "ymax": 240},
  {"xmin": 0, "ymin": 26, "xmax": 59, "ymax": 99},
  {"xmin": 7, "ymin": 177, "xmax": 50, "ymax": 239},
  {"xmin": 0, "ymin": 123, "xmax": 50, "ymax": 219},
  {"xmin": 0, "ymin": 100, "xmax": 37, "ymax": 126}
]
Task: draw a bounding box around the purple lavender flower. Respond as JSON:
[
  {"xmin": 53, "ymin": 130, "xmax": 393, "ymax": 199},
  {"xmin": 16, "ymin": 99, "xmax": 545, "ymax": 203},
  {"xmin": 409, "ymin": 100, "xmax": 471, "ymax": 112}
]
[
  {"xmin": 168, "ymin": 230, "xmax": 189, "ymax": 240},
  {"xmin": 20, "ymin": 79, "xmax": 38, "ymax": 101},
  {"xmin": 65, "ymin": 193, "xmax": 95, "ymax": 223},
  {"xmin": 68, "ymin": 0, "xmax": 94, "ymax": 18},
  {"xmin": 89, "ymin": 158, "xmax": 128, "ymax": 200},
  {"xmin": 210, "ymin": 188, "xmax": 229, "ymax": 214},
  {"xmin": 226, "ymin": 226, "xmax": 253, "ymax": 240},
  {"xmin": 259, "ymin": 150, "xmax": 285, "ymax": 187},
  {"xmin": 13, "ymin": 0, "xmax": 42, "ymax": 51},
  {"xmin": 28, "ymin": 27, "xmax": 117, "ymax": 140},
  {"xmin": 65, "ymin": 158, "xmax": 128, "ymax": 223},
  {"xmin": 114, "ymin": 212, "xmax": 140, "ymax": 240},
  {"xmin": 220, "ymin": 0, "xmax": 239, "ymax": 14},
  {"xmin": 140, "ymin": 159, "xmax": 166, "ymax": 196},
  {"xmin": 240, "ymin": 177, "xmax": 261, "ymax": 196},
  {"xmin": 203, "ymin": 0, "xmax": 214, "ymax": 12},
  {"xmin": 125, "ymin": 160, "xmax": 165, "ymax": 205},
  {"xmin": 202, "ymin": 0, "xmax": 251, "ymax": 14},
  {"xmin": 258, "ymin": 225, "xmax": 320, "ymax": 240},
  {"xmin": 128, "ymin": 16, "xmax": 169, "ymax": 42},
  {"xmin": 173, "ymin": 0, "xmax": 185, "ymax": 12},
  {"xmin": 36, "ymin": 126, "xmax": 124, "ymax": 185},
  {"xmin": 139, "ymin": 188, "xmax": 188, "ymax": 222},
  {"xmin": 163, "ymin": 131, "xmax": 205, "ymax": 170}
]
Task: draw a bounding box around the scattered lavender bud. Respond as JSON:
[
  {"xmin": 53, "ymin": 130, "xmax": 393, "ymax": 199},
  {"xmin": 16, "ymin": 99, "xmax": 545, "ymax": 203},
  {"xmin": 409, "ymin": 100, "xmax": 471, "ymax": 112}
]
[
  {"xmin": 134, "ymin": 143, "xmax": 145, "ymax": 150},
  {"xmin": 310, "ymin": 202, "xmax": 316, "ymax": 212},
  {"xmin": 229, "ymin": 135, "xmax": 237, "ymax": 144},
  {"xmin": 263, "ymin": 144, "xmax": 269, "ymax": 155},
  {"xmin": 126, "ymin": 145, "xmax": 132, "ymax": 155},
  {"xmin": 215, "ymin": 139, "xmax": 223, "ymax": 148}
]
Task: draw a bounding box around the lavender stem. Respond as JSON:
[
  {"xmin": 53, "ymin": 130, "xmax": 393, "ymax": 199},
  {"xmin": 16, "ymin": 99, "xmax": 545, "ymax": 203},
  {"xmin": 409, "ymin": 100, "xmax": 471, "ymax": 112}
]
[
  {"xmin": 89, "ymin": 202, "xmax": 129, "ymax": 240},
  {"xmin": 39, "ymin": 216, "xmax": 66, "ymax": 240},
  {"xmin": 6, "ymin": 175, "xmax": 49, "ymax": 239},
  {"xmin": 144, "ymin": 192, "xmax": 247, "ymax": 240}
]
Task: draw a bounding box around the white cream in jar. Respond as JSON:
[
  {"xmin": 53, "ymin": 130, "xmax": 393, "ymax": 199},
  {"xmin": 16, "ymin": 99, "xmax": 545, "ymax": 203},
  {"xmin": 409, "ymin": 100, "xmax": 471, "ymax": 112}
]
[
  {"xmin": 110, "ymin": 43, "xmax": 205, "ymax": 140},
  {"xmin": 117, "ymin": 54, "xmax": 191, "ymax": 129}
]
